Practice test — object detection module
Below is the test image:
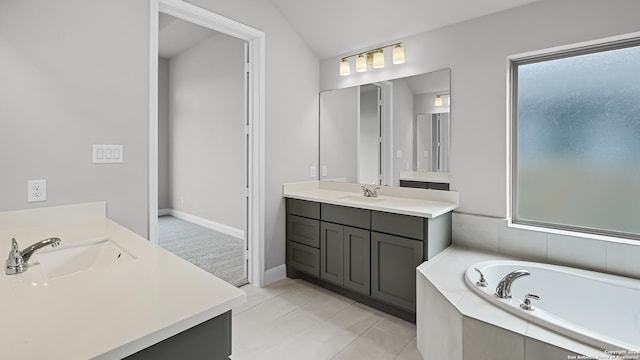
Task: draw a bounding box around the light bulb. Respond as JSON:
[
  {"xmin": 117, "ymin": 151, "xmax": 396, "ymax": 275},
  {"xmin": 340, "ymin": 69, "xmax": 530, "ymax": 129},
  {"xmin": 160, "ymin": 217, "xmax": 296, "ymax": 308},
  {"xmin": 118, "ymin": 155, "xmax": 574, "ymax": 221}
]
[
  {"xmin": 356, "ymin": 54, "xmax": 367, "ymax": 72},
  {"xmin": 340, "ymin": 59, "xmax": 351, "ymax": 76},
  {"xmin": 392, "ymin": 44, "xmax": 405, "ymax": 64},
  {"xmin": 435, "ymin": 95, "xmax": 443, "ymax": 107},
  {"xmin": 373, "ymin": 50, "xmax": 384, "ymax": 68}
]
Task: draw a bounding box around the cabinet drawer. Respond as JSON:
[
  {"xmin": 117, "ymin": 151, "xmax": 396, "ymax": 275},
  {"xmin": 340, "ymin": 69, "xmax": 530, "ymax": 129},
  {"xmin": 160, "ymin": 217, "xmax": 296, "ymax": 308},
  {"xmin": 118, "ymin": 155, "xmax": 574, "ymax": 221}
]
[
  {"xmin": 428, "ymin": 182, "xmax": 450, "ymax": 191},
  {"xmin": 321, "ymin": 203, "xmax": 370, "ymax": 229},
  {"xmin": 287, "ymin": 198, "xmax": 320, "ymax": 219},
  {"xmin": 399, "ymin": 180, "xmax": 428, "ymax": 189},
  {"xmin": 372, "ymin": 211, "xmax": 424, "ymax": 240},
  {"xmin": 287, "ymin": 215, "xmax": 320, "ymax": 248},
  {"xmin": 287, "ymin": 241, "xmax": 320, "ymax": 277}
]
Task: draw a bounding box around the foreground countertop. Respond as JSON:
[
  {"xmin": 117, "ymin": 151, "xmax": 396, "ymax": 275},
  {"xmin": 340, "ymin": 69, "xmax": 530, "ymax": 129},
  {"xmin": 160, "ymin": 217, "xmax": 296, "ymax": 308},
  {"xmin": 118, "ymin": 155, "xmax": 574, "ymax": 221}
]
[
  {"xmin": 283, "ymin": 181, "xmax": 458, "ymax": 218},
  {"xmin": 0, "ymin": 202, "xmax": 246, "ymax": 360}
]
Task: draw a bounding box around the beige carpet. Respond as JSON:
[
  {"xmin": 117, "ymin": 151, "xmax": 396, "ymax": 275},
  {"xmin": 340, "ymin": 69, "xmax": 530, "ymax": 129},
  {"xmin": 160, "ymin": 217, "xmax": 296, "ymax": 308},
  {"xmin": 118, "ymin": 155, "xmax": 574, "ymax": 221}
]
[{"xmin": 158, "ymin": 216, "xmax": 248, "ymax": 287}]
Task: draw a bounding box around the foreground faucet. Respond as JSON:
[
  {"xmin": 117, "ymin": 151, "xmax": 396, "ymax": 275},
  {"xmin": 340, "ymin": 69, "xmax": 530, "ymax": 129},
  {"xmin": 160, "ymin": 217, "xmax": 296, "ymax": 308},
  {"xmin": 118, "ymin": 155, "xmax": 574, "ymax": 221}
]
[
  {"xmin": 361, "ymin": 185, "xmax": 381, "ymax": 197},
  {"xmin": 6, "ymin": 237, "xmax": 61, "ymax": 275},
  {"xmin": 495, "ymin": 269, "xmax": 530, "ymax": 298}
]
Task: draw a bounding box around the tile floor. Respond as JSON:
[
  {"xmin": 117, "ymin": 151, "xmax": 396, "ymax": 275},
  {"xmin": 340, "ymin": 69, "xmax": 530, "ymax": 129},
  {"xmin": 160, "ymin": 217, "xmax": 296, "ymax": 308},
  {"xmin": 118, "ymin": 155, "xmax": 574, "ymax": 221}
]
[{"xmin": 232, "ymin": 278, "xmax": 423, "ymax": 360}]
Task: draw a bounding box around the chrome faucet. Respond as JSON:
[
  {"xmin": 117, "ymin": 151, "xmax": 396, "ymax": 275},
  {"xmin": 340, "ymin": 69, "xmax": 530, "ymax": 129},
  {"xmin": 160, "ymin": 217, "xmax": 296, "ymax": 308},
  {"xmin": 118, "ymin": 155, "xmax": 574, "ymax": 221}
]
[
  {"xmin": 361, "ymin": 185, "xmax": 380, "ymax": 197},
  {"xmin": 494, "ymin": 269, "xmax": 530, "ymax": 299},
  {"xmin": 6, "ymin": 237, "xmax": 61, "ymax": 275}
]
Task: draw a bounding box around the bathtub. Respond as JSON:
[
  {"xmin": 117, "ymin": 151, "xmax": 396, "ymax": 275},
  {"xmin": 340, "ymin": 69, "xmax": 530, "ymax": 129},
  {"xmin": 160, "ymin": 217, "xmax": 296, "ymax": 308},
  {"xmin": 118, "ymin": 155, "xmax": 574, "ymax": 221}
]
[{"xmin": 465, "ymin": 260, "xmax": 640, "ymax": 353}]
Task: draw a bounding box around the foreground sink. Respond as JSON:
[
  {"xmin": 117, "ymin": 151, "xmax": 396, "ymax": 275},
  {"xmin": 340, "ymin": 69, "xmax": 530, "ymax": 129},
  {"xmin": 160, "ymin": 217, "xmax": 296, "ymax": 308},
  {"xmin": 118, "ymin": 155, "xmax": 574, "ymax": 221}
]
[
  {"xmin": 338, "ymin": 195, "xmax": 386, "ymax": 203},
  {"xmin": 36, "ymin": 239, "xmax": 136, "ymax": 279}
]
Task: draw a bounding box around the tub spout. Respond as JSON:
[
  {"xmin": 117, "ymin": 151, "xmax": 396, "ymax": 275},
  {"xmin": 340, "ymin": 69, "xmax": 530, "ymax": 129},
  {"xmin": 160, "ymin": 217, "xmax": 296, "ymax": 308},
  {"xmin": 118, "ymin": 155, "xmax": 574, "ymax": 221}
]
[{"xmin": 495, "ymin": 269, "xmax": 530, "ymax": 299}]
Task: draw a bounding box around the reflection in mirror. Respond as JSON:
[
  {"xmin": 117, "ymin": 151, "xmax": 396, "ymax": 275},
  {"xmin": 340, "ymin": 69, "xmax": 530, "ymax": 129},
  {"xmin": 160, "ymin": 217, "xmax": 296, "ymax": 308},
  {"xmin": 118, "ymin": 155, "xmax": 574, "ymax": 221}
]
[{"xmin": 319, "ymin": 68, "xmax": 450, "ymax": 189}]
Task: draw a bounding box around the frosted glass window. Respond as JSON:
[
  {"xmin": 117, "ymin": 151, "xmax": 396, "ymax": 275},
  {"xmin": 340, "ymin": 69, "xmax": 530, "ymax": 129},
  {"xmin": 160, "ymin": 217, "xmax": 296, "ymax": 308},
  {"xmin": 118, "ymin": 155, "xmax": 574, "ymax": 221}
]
[{"xmin": 512, "ymin": 41, "xmax": 640, "ymax": 239}]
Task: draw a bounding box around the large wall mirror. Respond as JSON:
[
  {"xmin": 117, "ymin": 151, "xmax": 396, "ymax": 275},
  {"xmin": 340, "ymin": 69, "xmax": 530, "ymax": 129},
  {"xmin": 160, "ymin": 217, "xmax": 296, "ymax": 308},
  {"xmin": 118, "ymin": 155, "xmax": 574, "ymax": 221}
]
[{"xmin": 319, "ymin": 68, "xmax": 451, "ymax": 188}]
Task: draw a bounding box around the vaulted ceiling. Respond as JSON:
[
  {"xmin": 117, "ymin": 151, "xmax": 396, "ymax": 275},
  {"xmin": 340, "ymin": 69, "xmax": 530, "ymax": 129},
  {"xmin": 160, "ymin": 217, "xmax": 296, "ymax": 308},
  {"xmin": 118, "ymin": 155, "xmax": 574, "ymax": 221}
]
[
  {"xmin": 160, "ymin": 1, "xmax": 543, "ymax": 61},
  {"xmin": 269, "ymin": 0, "xmax": 542, "ymax": 59}
]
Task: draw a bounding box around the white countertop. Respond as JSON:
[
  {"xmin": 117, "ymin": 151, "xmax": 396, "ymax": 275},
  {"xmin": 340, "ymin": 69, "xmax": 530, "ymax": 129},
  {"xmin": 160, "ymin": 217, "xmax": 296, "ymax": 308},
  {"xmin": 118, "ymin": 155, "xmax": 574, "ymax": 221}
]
[
  {"xmin": 283, "ymin": 181, "xmax": 458, "ymax": 218},
  {"xmin": 0, "ymin": 202, "xmax": 246, "ymax": 360},
  {"xmin": 399, "ymin": 171, "xmax": 451, "ymax": 183},
  {"xmin": 418, "ymin": 246, "xmax": 606, "ymax": 358}
]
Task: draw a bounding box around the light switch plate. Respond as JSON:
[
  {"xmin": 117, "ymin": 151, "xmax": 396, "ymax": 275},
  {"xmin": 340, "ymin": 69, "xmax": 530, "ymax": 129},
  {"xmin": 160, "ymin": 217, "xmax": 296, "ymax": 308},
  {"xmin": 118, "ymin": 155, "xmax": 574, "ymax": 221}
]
[{"xmin": 93, "ymin": 144, "xmax": 124, "ymax": 164}]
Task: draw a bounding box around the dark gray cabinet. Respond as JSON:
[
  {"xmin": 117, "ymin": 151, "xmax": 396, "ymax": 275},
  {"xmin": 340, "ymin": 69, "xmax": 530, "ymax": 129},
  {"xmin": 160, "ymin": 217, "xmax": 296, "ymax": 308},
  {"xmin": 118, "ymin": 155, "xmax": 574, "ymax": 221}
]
[
  {"xmin": 371, "ymin": 232, "xmax": 422, "ymax": 312},
  {"xmin": 320, "ymin": 222, "xmax": 370, "ymax": 295},
  {"xmin": 286, "ymin": 199, "xmax": 321, "ymax": 277},
  {"xmin": 400, "ymin": 179, "xmax": 450, "ymax": 191},
  {"xmin": 320, "ymin": 222, "xmax": 343, "ymax": 285},
  {"xmin": 343, "ymin": 226, "xmax": 370, "ymax": 295},
  {"xmin": 286, "ymin": 197, "xmax": 451, "ymax": 321}
]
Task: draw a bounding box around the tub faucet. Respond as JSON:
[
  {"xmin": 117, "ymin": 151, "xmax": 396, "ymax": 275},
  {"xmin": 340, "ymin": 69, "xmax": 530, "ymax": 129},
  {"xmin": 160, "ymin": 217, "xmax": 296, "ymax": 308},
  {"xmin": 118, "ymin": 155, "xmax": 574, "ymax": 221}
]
[
  {"xmin": 495, "ymin": 269, "xmax": 530, "ymax": 299},
  {"xmin": 6, "ymin": 237, "xmax": 61, "ymax": 275}
]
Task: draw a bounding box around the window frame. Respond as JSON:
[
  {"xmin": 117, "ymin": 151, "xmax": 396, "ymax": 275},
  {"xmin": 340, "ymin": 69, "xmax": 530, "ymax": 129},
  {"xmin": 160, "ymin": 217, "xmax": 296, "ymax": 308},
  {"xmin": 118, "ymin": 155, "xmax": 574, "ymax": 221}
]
[{"xmin": 509, "ymin": 37, "xmax": 640, "ymax": 241}]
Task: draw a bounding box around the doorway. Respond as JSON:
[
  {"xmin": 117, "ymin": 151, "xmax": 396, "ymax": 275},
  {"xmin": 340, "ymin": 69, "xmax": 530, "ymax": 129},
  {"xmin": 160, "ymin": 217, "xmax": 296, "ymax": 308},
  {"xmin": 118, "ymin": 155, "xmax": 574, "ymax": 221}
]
[
  {"xmin": 148, "ymin": 0, "xmax": 266, "ymax": 287},
  {"xmin": 157, "ymin": 13, "xmax": 247, "ymax": 286}
]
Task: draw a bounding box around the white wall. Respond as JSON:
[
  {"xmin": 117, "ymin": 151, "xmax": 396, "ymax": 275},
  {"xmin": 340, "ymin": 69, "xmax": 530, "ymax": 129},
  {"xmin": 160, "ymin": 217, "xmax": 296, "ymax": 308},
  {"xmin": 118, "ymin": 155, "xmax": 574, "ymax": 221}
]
[
  {"xmin": 392, "ymin": 79, "xmax": 414, "ymax": 186},
  {"xmin": 320, "ymin": 87, "xmax": 358, "ymax": 182},
  {"xmin": 1, "ymin": 0, "xmax": 319, "ymax": 275},
  {"xmin": 158, "ymin": 58, "xmax": 171, "ymax": 210},
  {"xmin": 187, "ymin": 0, "xmax": 320, "ymax": 271},
  {"xmin": 167, "ymin": 32, "xmax": 245, "ymax": 230},
  {"xmin": 359, "ymin": 87, "xmax": 378, "ymax": 185},
  {"xmin": 321, "ymin": 0, "xmax": 640, "ymax": 219},
  {"xmin": 0, "ymin": 0, "xmax": 150, "ymax": 235}
]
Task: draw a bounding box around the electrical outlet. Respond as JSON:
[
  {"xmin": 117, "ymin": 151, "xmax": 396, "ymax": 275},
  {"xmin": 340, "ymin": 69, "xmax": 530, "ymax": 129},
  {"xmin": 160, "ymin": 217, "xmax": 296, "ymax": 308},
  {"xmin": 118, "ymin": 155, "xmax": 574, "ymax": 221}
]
[
  {"xmin": 27, "ymin": 179, "xmax": 47, "ymax": 202},
  {"xmin": 310, "ymin": 166, "xmax": 317, "ymax": 178}
]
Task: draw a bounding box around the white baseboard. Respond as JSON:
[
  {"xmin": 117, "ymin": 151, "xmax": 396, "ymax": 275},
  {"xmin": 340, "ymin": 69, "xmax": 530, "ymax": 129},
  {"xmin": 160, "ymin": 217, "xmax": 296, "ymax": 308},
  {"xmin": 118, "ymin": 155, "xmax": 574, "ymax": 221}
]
[
  {"xmin": 158, "ymin": 208, "xmax": 171, "ymax": 216},
  {"xmin": 165, "ymin": 209, "xmax": 245, "ymax": 239},
  {"xmin": 263, "ymin": 264, "xmax": 286, "ymax": 286}
]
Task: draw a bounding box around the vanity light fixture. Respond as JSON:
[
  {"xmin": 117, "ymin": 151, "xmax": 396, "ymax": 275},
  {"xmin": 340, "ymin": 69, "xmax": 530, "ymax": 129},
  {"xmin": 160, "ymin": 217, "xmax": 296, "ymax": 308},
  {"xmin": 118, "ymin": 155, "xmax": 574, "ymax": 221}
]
[
  {"xmin": 356, "ymin": 54, "xmax": 367, "ymax": 72},
  {"xmin": 434, "ymin": 95, "xmax": 443, "ymax": 107},
  {"xmin": 339, "ymin": 42, "xmax": 405, "ymax": 76},
  {"xmin": 340, "ymin": 58, "xmax": 351, "ymax": 76},
  {"xmin": 392, "ymin": 44, "xmax": 405, "ymax": 64}
]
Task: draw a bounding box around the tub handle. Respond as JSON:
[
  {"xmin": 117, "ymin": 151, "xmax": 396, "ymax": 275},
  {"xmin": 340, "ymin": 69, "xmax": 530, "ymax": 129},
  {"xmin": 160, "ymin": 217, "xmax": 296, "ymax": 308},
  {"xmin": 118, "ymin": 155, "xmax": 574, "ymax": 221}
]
[
  {"xmin": 520, "ymin": 293, "xmax": 540, "ymax": 311},
  {"xmin": 474, "ymin": 268, "xmax": 488, "ymax": 287}
]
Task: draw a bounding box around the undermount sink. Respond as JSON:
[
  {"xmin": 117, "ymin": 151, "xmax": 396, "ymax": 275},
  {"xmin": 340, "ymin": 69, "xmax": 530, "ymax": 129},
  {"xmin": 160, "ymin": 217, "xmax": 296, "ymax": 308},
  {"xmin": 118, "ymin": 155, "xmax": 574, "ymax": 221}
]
[
  {"xmin": 35, "ymin": 239, "xmax": 135, "ymax": 279},
  {"xmin": 338, "ymin": 195, "xmax": 386, "ymax": 203}
]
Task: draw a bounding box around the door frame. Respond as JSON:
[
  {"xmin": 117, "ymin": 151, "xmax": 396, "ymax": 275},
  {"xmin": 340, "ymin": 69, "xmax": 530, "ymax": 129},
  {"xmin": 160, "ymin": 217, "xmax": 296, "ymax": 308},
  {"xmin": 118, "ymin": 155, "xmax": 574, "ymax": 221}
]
[{"xmin": 148, "ymin": 0, "xmax": 266, "ymax": 286}]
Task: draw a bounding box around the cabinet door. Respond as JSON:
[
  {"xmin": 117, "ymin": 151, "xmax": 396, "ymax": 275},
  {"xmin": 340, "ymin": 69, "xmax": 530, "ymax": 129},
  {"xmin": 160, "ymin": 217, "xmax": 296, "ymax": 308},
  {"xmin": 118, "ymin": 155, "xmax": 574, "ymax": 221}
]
[
  {"xmin": 371, "ymin": 232, "xmax": 423, "ymax": 312},
  {"xmin": 320, "ymin": 222, "xmax": 343, "ymax": 285},
  {"xmin": 343, "ymin": 226, "xmax": 370, "ymax": 295}
]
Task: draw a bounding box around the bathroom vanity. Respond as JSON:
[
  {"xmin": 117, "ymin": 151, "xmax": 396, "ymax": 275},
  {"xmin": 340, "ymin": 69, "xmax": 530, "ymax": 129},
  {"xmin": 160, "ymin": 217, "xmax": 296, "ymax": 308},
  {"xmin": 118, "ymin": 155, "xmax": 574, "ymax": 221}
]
[
  {"xmin": 399, "ymin": 171, "xmax": 451, "ymax": 190},
  {"xmin": 0, "ymin": 202, "xmax": 245, "ymax": 360},
  {"xmin": 283, "ymin": 181, "xmax": 458, "ymax": 322}
]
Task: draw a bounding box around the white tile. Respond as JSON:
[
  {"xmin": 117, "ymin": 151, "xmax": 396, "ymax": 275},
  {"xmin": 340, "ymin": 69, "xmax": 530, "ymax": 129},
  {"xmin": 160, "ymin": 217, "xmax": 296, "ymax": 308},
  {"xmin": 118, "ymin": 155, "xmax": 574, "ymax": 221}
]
[
  {"xmin": 394, "ymin": 337, "xmax": 423, "ymax": 360},
  {"xmin": 462, "ymin": 317, "xmax": 524, "ymax": 360},
  {"xmin": 452, "ymin": 213, "xmax": 500, "ymax": 253},
  {"xmin": 456, "ymin": 292, "xmax": 529, "ymax": 336},
  {"xmin": 547, "ymin": 234, "xmax": 606, "ymax": 272},
  {"xmin": 331, "ymin": 325, "xmax": 411, "ymax": 360},
  {"xmin": 605, "ymin": 242, "xmax": 640, "ymax": 278},
  {"xmin": 264, "ymin": 302, "xmax": 384, "ymax": 360},
  {"xmin": 524, "ymin": 336, "xmax": 579, "ymax": 359},
  {"xmin": 525, "ymin": 323, "xmax": 607, "ymax": 359},
  {"xmin": 417, "ymin": 279, "xmax": 462, "ymax": 360},
  {"xmin": 497, "ymin": 221, "xmax": 547, "ymax": 261}
]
